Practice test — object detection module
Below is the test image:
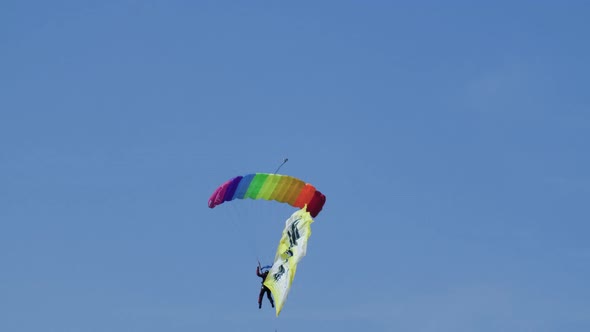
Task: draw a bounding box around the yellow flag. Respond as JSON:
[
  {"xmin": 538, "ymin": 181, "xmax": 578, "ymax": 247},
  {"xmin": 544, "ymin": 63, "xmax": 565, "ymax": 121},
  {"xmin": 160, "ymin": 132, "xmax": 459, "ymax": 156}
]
[{"xmin": 263, "ymin": 207, "xmax": 314, "ymax": 316}]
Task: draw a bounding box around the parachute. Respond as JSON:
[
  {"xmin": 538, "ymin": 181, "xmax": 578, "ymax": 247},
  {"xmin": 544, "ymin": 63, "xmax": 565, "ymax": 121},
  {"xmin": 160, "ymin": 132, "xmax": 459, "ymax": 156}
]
[
  {"xmin": 208, "ymin": 172, "xmax": 326, "ymax": 316},
  {"xmin": 208, "ymin": 173, "xmax": 326, "ymax": 217}
]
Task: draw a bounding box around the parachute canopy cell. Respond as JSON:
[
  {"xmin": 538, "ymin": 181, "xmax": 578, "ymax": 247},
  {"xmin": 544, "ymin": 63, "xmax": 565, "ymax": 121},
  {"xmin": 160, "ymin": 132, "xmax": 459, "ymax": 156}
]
[{"xmin": 208, "ymin": 173, "xmax": 326, "ymax": 217}]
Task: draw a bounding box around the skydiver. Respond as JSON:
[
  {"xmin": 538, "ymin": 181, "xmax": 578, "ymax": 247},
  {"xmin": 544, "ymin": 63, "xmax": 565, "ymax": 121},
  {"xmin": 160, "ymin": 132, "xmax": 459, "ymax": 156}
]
[{"xmin": 256, "ymin": 262, "xmax": 274, "ymax": 309}]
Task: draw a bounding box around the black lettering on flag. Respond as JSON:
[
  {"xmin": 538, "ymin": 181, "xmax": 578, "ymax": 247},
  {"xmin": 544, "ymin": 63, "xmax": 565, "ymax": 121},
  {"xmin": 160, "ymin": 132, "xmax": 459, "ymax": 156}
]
[
  {"xmin": 273, "ymin": 265, "xmax": 285, "ymax": 282},
  {"xmin": 287, "ymin": 219, "xmax": 301, "ymax": 247}
]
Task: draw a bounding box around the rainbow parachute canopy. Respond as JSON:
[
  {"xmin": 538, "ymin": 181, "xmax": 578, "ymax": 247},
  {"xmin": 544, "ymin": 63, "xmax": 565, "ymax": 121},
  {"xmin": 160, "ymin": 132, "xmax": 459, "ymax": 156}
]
[{"xmin": 208, "ymin": 173, "xmax": 326, "ymax": 217}]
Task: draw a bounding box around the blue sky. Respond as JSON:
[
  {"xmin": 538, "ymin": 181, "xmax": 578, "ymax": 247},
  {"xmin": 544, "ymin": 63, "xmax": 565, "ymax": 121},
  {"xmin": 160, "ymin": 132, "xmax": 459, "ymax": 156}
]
[{"xmin": 1, "ymin": 1, "xmax": 589, "ymax": 331}]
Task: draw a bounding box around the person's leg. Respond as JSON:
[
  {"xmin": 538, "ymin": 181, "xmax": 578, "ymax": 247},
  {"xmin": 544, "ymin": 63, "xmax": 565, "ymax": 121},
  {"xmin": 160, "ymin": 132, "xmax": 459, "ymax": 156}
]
[
  {"xmin": 265, "ymin": 288, "xmax": 274, "ymax": 308},
  {"xmin": 258, "ymin": 287, "xmax": 265, "ymax": 309}
]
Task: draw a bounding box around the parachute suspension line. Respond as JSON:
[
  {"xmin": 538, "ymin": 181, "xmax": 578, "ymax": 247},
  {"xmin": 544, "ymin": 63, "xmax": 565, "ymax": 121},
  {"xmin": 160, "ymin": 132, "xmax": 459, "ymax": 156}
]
[
  {"xmin": 226, "ymin": 202, "xmax": 258, "ymax": 260},
  {"xmin": 224, "ymin": 201, "xmax": 264, "ymax": 265},
  {"xmin": 274, "ymin": 158, "xmax": 289, "ymax": 174},
  {"xmin": 229, "ymin": 201, "xmax": 270, "ymax": 265}
]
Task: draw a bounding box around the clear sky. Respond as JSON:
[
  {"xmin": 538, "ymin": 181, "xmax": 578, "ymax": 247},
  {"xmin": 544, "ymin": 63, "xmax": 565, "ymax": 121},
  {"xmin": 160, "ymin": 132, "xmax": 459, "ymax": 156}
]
[{"xmin": 1, "ymin": 1, "xmax": 589, "ymax": 331}]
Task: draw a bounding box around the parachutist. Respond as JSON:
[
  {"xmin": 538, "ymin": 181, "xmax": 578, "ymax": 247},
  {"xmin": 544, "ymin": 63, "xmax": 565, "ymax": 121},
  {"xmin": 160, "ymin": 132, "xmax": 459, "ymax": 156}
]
[{"xmin": 256, "ymin": 265, "xmax": 274, "ymax": 309}]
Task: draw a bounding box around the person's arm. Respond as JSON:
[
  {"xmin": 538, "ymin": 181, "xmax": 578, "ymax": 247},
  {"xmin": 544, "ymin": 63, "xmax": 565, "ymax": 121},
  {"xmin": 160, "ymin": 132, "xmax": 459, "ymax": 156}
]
[{"xmin": 256, "ymin": 266, "xmax": 262, "ymax": 277}]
